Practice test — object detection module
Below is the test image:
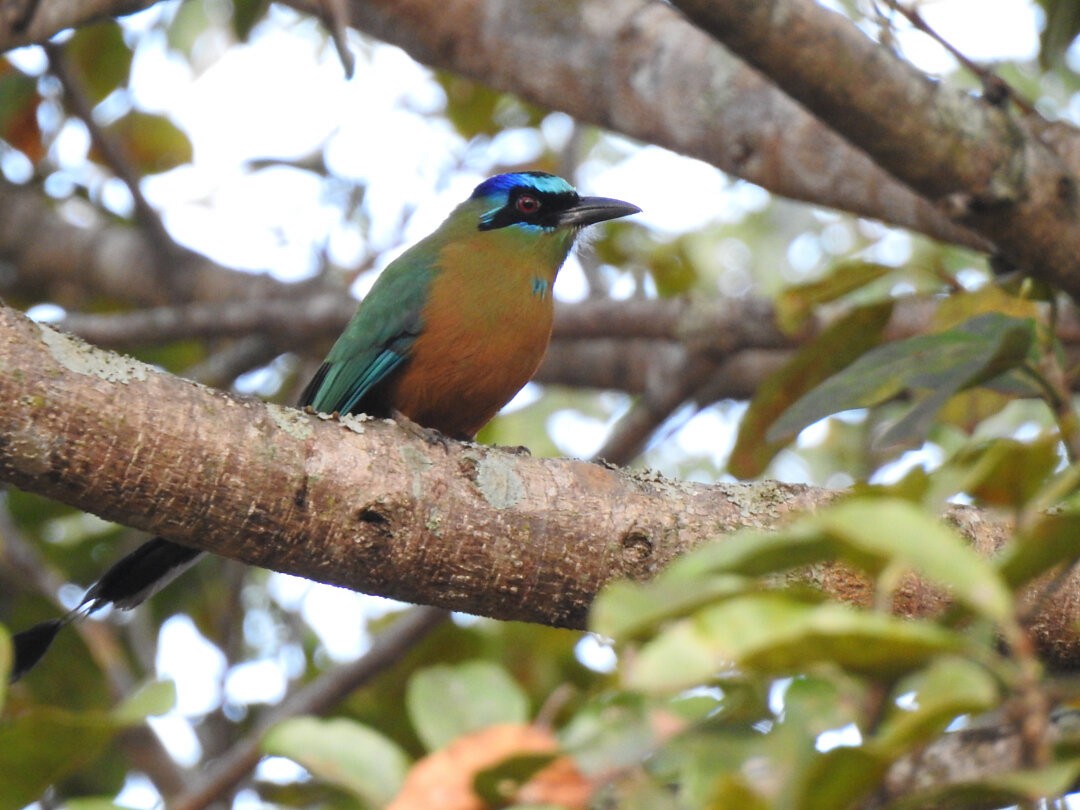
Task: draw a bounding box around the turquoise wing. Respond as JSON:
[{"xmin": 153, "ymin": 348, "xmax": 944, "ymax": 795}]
[{"xmin": 298, "ymin": 253, "xmax": 435, "ymax": 415}]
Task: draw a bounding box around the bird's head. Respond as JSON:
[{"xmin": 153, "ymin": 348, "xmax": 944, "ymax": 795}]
[{"xmin": 470, "ymin": 172, "xmax": 640, "ymax": 234}]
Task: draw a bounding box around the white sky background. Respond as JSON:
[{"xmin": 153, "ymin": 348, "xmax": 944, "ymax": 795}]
[{"xmin": 8, "ymin": 0, "xmax": 1057, "ymax": 806}]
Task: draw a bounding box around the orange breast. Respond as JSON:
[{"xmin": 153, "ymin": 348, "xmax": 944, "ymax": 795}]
[{"xmin": 386, "ymin": 239, "xmax": 559, "ymax": 439}]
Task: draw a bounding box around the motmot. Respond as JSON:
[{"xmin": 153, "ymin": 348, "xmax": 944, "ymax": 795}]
[{"xmin": 10, "ymin": 171, "xmax": 640, "ymax": 680}]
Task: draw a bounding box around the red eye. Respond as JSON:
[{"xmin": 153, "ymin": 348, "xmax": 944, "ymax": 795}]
[{"xmin": 515, "ymin": 194, "xmax": 541, "ymax": 215}]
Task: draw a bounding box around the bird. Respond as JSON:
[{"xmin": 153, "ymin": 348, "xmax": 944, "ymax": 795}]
[{"xmin": 9, "ymin": 171, "xmax": 640, "ymax": 680}]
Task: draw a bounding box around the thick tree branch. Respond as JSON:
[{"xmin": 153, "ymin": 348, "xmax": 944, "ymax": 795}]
[
  {"xmin": 0, "ymin": 179, "xmax": 294, "ymax": 308},
  {"xmin": 2, "ymin": 303, "xmax": 1080, "ymax": 668},
  {"xmin": 671, "ymin": 0, "xmax": 1080, "ymax": 298},
  {"xmin": 0, "ymin": 301, "xmax": 789, "ymax": 629},
  {"xmin": 328, "ymin": 0, "xmax": 987, "ymax": 251}
]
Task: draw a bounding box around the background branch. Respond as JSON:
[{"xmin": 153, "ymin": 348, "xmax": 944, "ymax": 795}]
[{"xmin": 671, "ymin": 0, "xmax": 1080, "ymax": 296}]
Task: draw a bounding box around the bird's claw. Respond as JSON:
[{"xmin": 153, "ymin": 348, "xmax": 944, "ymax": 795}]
[{"xmin": 391, "ymin": 409, "xmax": 453, "ymax": 450}]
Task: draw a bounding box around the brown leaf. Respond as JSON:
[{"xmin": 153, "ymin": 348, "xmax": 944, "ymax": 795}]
[{"xmin": 388, "ymin": 723, "xmax": 591, "ymax": 810}]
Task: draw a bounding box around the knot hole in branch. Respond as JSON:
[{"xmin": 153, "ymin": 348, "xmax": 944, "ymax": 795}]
[{"xmin": 621, "ymin": 529, "xmax": 653, "ymax": 566}]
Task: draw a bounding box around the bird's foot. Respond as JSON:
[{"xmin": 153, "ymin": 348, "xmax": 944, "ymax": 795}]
[
  {"xmin": 496, "ymin": 444, "xmax": 532, "ymax": 456},
  {"xmin": 391, "ymin": 409, "xmax": 453, "ymax": 451}
]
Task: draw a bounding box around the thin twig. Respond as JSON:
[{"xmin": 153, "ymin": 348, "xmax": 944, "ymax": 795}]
[
  {"xmin": 171, "ymin": 606, "xmax": 448, "ymax": 810},
  {"xmin": 885, "ymin": 0, "xmax": 1036, "ymax": 115},
  {"xmin": 43, "ymin": 41, "xmax": 184, "ymax": 298},
  {"xmin": 319, "ymin": 0, "xmax": 355, "ymax": 78}
]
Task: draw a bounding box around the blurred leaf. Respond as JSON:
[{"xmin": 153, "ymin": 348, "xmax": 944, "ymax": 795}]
[
  {"xmin": 233, "ymin": 0, "xmax": 271, "ymax": 40},
  {"xmin": 813, "ymin": 497, "xmax": 1012, "ymax": 622},
  {"xmin": 627, "ymin": 594, "xmax": 965, "ymax": 692},
  {"xmin": 100, "ymin": 111, "xmax": 193, "ymax": 175},
  {"xmin": 793, "ymin": 746, "xmax": 886, "ymax": 810},
  {"xmin": 436, "ymin": 73, "xmax": 545, "ymax": 138},
  {"xmin": 438, "ymin": 73, "xmax": 501, "ymax": 137},
  {"xmin": 0, "ymin": 706, "xmax": 118, "ymax": 808},
  {"xmin": 935, "ymin": 387, "xmax": 1016, "ymax": 434},
  {"xmin": 709, "ymin": 776, "xmax": 770, "ymax": 810},
  {"xmin": 946, "ymin": 437, "xmax": 1060, "ymax": 510},
  {"xmin": 768, "ymin": 313, "xmax": 1036, "ymax": 448},
  {"xmin": 0, "ymin": 62, "xmax": 43, "ymax": 162},
  {"xmin": 663, "ymin": 525, "xmax": 835, "ymax": 580},
  {"xmin": 66, "ymin": 22, "xmax": 132, "ymax": 105},
  {"xmin": 887, "ymin": 759, "xmax": 1080, "ymax": 809},
  {"xmin": 111, "ymin": 679, "xmax": 176, "ymax": 725},
  {"xmin": 997, "ymin": 511, "xmax": 1080, "ymax": 590},
  {"xmin": 646, "ymin": 241, "xmax": 698, "ymax": 297},
  {"xmin": 263, "ymin": 716, "xmax": 409, "ymax": 805},
  {"xmin": 255, "ymin": 779, "xmax": 360, "ymax": 808},
  {"xmin": 776, "ymin": 261, "xmax": 893, "ymax": 333},
  {"xmin": 1036, "ymin": 0, "xmax": 1080, "ymax": 68},
  {"xmin": 407, "ymin": 661, "xmax": 530, "ymax": 751},
  {"xmin": 874, "ymin": 657, "xmax": 999, "ymax": 756},
  {"xmin": 473, "ymin": 753, "xmax": 556, "ymax": 805},
  {"xmin": 592, "ymin": 573, "xmax": 755, "ymax": 642},
  {"xmin": 560, "ymin": 694, "xmax": 666, "ymax": 774},
  {"xmin": 932, "ymin": 284, "xmax": 1044, "ymax": 329},
  {"xmin": 167, "ymin": 0, "xmax": 214, "ymax": 59},
  {"xmin": 59, "ymin": 800, "xmax": 135, "ymax": 810},
  {"xmin": 730, "ymin": 301, "xmax": 893, "ymax": 477}
]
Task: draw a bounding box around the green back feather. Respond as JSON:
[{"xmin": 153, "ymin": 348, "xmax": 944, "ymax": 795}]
[{"xmin": 298, "ymin": 248, "xmax": 436, "ymax": 414}]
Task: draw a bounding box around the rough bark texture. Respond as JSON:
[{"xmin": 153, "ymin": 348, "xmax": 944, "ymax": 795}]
[
  {"xmin": 0, "ymin": 303, "xmax": 801, "ymax": 628},
  {"xmin": 3, "ymin": 303, "xmax": 1080, "ymax": 669}
]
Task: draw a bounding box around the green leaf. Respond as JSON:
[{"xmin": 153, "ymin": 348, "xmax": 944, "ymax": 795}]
[
  {"xmin": 945, "ymin": 437, "xmax": 1061, "ymax": 510},
  {"xmin": 812, "ymin": 497, "xmax": 1013, "ymax": 622},
  {"xmin": 997, "ymin": 511, "xmax": 1080, "ymax": 590},
  {"xmin": 473, "ymin": 753, "xmax": 557, "ymax": 805},
  {"xmin": 768, "ymin": 313, "xmax": 1036, "ymax": 448},
  {"xmin": 591, "ymin": 573, "xmax": 755, "ymax": 642},
  {"xmin": 407, "ymin": 662, "xmax": 530, "ymax": 751},
  {"xmin": 873, "ymin": 657, "xmax": 1000, "ymax": 756},
  {"xmin": 111, "ymin": 679, "xmax": 176, "ymax": 725},
  {"xmin": 1036, "ymin": 0, "xmax": 1080, "ymax": 68},
  {"xmin": 101, "ymin": 111, "xmax": 193, "ymax": 174},
  {"xmin": 709, "ymin": 775, "xmax": 770, "ymax": 810},
  {"xmin": 666, "ymin": 522, "xmax": 837, "ymax": 580},
  {"xmin": 233, "ymin": 0, "xmax": 271, "ymax": 40},
  {"xmin": 793, "ymin": 746, "xmax": 887, "ymax": 810},
  {"xmin": 627, "ymin": 594, "xmax": 965, "ymax": 692},
  {"xmin": 559, "ymin": 694, "xmax": 665, "ymax": 774},
  {"xmin": 436, "ymin": 73, "xmax": 546, "ymax": 138},
  {"xmin": 59, "ymin": 800, "xmax": 136, "ymax": 810},
  {"xmin": 262, "ymin": 716, "xmax": 409, "ymax": 806},
  {"xmin": 730, "ymin": 302, "xmax": 893, "ymax": 478},
  {"xmin": 646, "ymin": 240, "xmax": 698, "ymax": 297},
  {"xmin": 887, "ymin": 759, "xmax": 1080, "ymax": 809},
  {"xmin": 66, "ymin": 21, "xmax": 132, "ymax": 105},
  {"xmin": 0, "ymin": 706, "xmax": 118, "ymax": 808},
  {"xmin": 776, "ymin": 261, "xmax": 893, "ymax": 333},
  {"xmin": 0, "ymin": 62, "xmax": 43, "ymax": 161}
]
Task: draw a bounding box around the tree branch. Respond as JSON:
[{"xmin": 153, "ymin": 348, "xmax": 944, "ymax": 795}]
[
  {"xmin": 2, "ymin": 302, "xmax": 1080, "ymax": 667},
  {"xmin": 0, "ymin": 0, "xmax": 157, "ymax": 51},
  {"xmin": 671, "ymin": 0, "xmax": 1080, "ymax": 298},
  {"xmin": 326, "ymin": 0, "xmax": 987, "ymax": 251}
]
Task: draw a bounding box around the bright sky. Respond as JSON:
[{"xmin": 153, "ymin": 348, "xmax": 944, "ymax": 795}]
[{"xmin": 9, "ymin": 1, "xmax": 1052, "ymax": 806}]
